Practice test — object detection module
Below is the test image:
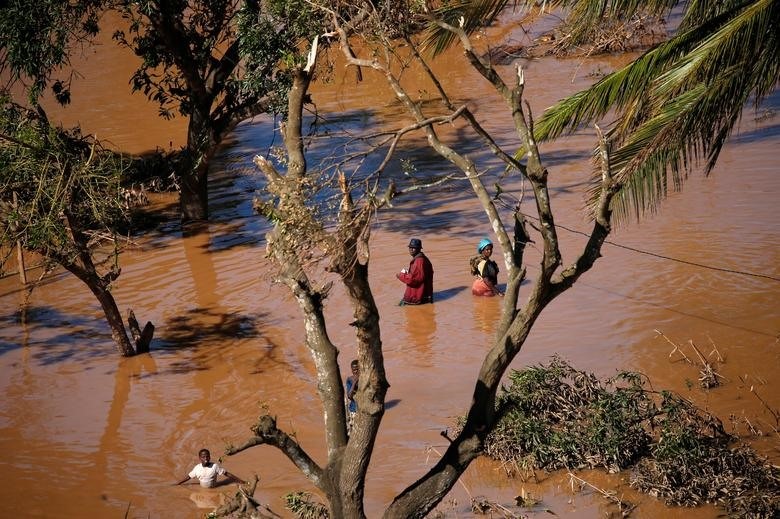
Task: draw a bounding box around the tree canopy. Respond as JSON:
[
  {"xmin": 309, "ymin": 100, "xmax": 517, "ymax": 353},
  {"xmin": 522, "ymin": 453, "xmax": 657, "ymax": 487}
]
[
  {"xmin": 0, "ymin": 99, "xmax": 128, "ymax": 266},
  {"xmin": 0, "ymin": 0, "xmax": 327, "ymax": 221},
  {"xmin": 0, "ymin": 0, "xmax": 104, "ymax": 104},
  {"xmin": 0, "ymin": 97, "xmax": 153, "ymax": 356}
]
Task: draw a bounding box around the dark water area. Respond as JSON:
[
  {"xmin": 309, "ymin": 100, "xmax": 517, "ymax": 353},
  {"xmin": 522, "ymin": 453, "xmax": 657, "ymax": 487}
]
[{"xmin": 1, "ymin": 10, "xmax": 778, "ymax": 519}]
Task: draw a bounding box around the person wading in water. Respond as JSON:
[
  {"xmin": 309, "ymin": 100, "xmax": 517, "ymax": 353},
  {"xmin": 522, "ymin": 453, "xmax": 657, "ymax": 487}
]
[
  {"xmin": 471, "ymin": 238, "xmax": 503, "ymax": 297},
  {"xmin": 396, "ymin": 238, "xmax": 434, "ymax": 305}
]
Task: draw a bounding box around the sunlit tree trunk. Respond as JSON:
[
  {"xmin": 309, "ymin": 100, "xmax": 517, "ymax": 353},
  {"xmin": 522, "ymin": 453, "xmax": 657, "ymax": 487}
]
[{"xmin": 228, "ymin": 39, "xmax": 392, "ymax": 516}]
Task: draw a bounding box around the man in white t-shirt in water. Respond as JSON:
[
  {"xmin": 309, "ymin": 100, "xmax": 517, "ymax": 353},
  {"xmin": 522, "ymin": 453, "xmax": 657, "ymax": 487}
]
[{"xmin": 176, "ymin": 448, "xmax": 246, "ymax": 488}]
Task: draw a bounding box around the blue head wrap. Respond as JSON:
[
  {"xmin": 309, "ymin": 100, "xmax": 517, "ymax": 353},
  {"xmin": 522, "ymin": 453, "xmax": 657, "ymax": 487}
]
[{"xmin": 477, "ymin": 238, "xmax": 492, "ymax": 253}]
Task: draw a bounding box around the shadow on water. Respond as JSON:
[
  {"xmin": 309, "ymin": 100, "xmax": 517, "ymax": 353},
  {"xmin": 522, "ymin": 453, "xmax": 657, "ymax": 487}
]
[
  {"xmin": 130, "ymin": 197, "xmax": 181, "ymax": 236},
  {"xmin": 147, "ymin": 308, "xmax": 278, "ymax": 376},
  {"xmin": 0, "ymin": 95, "xmax": 606, "ymax": 367},
  {"xmin": 0, "ymin": 306, "xmax": 116, "ymax": 363},
  {"xmin": 211, "ymin": 98, "xmax": 609, "ymax": 248},
  {"xmin": 0, "ymin": 271, "xmax": 70, "ymax": 300},
  {"xmin": 0, "ymin": 304, "xmax": 277, "ymax": 367},
  {"xmin": 434, "ymin": 286, "xmax": 468, "ymax": 302},
  {"xmin": 156, "ymin": 308, "xmax": 267, "ymax": 350},
  {"xmin": 542, "ymin": 148, "xmax": 593, "ymax": 168},
  {"xmin": 731, "ymin": 121, "xmax": 780, "ymax": 144}
]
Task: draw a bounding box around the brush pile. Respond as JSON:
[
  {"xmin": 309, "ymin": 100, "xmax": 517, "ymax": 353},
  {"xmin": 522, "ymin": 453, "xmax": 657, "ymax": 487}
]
[{"xmin": 482, "ymin": 357, "xmax": 778, "ymax": 517}]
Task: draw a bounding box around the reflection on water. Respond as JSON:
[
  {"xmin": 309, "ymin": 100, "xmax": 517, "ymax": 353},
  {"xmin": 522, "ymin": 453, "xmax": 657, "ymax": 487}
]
[
  {"xmin": 189, "ymin": 490, "xmax": 225, "ymax": 510},
  {"xmin": 400, "ymin": 304, "xmax": 438, "ymax": 367},
  {"xmin": 1, "ymin": 15, "xmax": 778, "ymax": 519},
  {"xmin": 472, "ymin": 296, "xmax": 501, "ymax": 336}
]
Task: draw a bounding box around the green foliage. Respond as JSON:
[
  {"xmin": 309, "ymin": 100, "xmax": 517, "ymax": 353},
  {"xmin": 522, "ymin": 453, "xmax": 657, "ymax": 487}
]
[
  {"xmin": 1, "ymin": 0, "xmax": 331, "ymax": 123},
  {"xmin": 533, "ymin": 0, "xmax": 780, "ymax": 223},
  {"xmin": 0, "ymin": 0, "xmax": 106, "ymax": 104},
  {"xmin": 422, "ymin": 1, "xmax": 779, "ymax": 226},
  {"xmin": 235, "ymin": 3, "xmax": 298, "ymax": 116},
  {"xmin": 490, "ymin": 357, "xmax": 654, "ymax": 472},
  {"xmin": 284, "ymin": 491, "xmax": 329, "ymax": 519},
  {"xmin": 113, "ymin": 0, "xmax": 236, "ymax": 118},
  {"xmin": 266, "ymin": 0, "xmax": 324, "ymax": 42},
  {"xmin": 0, "ymin": 98, "xmax": 130, "ymax": 266},
  {"xmin": 632, "ymin": 392, "xmax": 779, "ymax": 516},
  {"xmin": 111, "ymin": 0, "xmax": 325, "ymax": 121},
  {"xmin": 483, "ymin": 358, "xmax": 779, "ymax": 517}
]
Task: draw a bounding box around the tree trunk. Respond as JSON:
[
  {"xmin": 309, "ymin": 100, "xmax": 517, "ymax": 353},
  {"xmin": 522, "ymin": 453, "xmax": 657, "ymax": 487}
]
[
  {"xmin": 81, "ymin": 274, "xmax": 137, "ymax": 357},
  {"xmin": 60, "ymin": 215, "xmax": 148, "ymax": 357},
  {"xmin": 180, "ymin": 105, "xmax": 214, "ymax": 222},
  {"xmin": 179, "ymin": 157, "xmax": 209, "ymax": 221}
]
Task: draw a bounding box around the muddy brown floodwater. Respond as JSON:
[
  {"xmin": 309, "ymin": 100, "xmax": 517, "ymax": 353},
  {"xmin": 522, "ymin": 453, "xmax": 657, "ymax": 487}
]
[{"xmin": 1, "ymin": 12, "xmax": 778, "ymax": 519}]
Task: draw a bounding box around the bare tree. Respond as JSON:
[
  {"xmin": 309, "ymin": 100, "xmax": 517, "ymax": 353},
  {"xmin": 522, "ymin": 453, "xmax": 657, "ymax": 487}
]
[{"xmin": 226, "ymin": 3, "xmax": 623, "ymax": 517}]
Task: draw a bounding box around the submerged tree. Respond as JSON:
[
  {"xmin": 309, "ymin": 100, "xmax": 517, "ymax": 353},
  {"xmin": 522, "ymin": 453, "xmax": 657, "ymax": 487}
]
[
  {"xmin": 0, "ymin": 0, "xmax": 321, "ymax": 221},
  {"xmin": 111, "ymin": 0, "xmax": 321, "ymax": 221},
  {"xmin": 0, "ymin": 99, "xmax": 153, "ymax": 357}
]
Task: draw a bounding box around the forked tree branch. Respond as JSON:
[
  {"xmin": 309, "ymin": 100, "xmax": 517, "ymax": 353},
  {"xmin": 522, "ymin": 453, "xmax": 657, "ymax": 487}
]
[{"xmin": 226, "ymin": 414, "xmax": 325, "ymax": 489}]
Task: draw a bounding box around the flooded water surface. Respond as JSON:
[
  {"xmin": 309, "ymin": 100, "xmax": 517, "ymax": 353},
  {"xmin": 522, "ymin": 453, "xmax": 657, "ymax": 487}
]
[{"xmin": 1, "ymin": 12, "xmax": 778, "ymax": 519}]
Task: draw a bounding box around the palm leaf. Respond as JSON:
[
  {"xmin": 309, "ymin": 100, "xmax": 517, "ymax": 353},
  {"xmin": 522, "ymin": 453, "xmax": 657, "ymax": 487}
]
[
  {"xmin": 534, "ymin": 5, "xmax": 749, "ymax": 142},
  {"xmin": 422, "ymin": 0, "xmax": 518, "ymax": 55},
  {"xmin": 422, "ymin": 1, "xmax": 778, "ymax": 225},
  {"xmin": 533, "ymin": 0, "xmax": 778, "ymax": 223},
  {"xmin": 422, "ymin": 0, "xmax": 681, "ymax": 55}
]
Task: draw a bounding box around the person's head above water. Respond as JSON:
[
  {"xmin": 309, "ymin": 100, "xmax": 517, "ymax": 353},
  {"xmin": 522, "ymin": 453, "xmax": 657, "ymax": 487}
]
[
  {"xmin": 198, "ymin": 449, "xmax": 211, "ymax": 466},
  {"xmin": 408, "ymin": 238, "xmax": 422, "ymax": 255}
]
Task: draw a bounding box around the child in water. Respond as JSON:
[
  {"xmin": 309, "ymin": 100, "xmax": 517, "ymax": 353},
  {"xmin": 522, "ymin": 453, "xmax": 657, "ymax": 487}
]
[{"xmin": 176, "ymin": 448, "xmax": 246, "ymax": 488}]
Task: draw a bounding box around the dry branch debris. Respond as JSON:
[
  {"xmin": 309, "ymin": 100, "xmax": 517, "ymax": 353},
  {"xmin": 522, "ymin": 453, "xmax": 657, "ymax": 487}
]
[{"xmin": 474, "ymin": 357, "xmax": 779, "ymax": 517}]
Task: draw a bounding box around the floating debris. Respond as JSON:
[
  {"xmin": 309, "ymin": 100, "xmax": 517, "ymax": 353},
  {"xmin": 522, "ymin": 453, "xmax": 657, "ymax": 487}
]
[{"xmin": 477, "ymin": 357, "xmax": 778, "ymax": 518}]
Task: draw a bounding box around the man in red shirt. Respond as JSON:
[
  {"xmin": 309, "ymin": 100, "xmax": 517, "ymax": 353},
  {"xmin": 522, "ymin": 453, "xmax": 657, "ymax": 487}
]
[{"xmin": 396, "ymin": 238, "xmax": 434, "ymax": 305}]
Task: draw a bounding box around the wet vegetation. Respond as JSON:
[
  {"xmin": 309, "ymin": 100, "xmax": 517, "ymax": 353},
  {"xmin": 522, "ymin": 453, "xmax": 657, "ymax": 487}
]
[
  {"xmin": 0, "ymin": 98, "xmax": 155, "ymax": 356},
  {"xmin": 545, "ymin": 11, "xmax": 667, "ymax": 56},
  {"xmin": 0, "ymin": 99, "xmax": 132, "ymax": 255},
  {"xmin": 475, "ymin": 357, "xmax": 779, "ymax": 518},
  {"xmin": 244, "ymin": 357, "xmax": 778, "ymax": 519},
  {"xmin": 484, "ymin": 10, "xmax": 668, "ymax": 63},
  {"xmin": 284, "ymin": 492, "xmax": 329, "ymax": 519}
]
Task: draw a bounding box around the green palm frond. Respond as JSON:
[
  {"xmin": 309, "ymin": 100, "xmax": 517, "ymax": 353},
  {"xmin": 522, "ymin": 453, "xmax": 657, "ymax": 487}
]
[
  {"xmin": 540, "ymin": 0, "xmax": 779, "ymax": 223},
  {"xmin": 589, "ymin": 85, "xmax": 706, "ymax": 222},
  {"xmin": 423, "ymin": 1, "xmax": 778, "ymax": 226},
  {"xmin": 421, "ymin": 0, "xmax": 521, "ymax": 55},
  {"xmin": 679, "ymin": 0, "xmax": 755, "ymax": 30},
  {"xmin": 422, "ymin": 0, "xmax": 680, "ymax": 55},
  {"xmin": 534, "ymin": 5, "xmax": 748, "ymax": 141}
]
